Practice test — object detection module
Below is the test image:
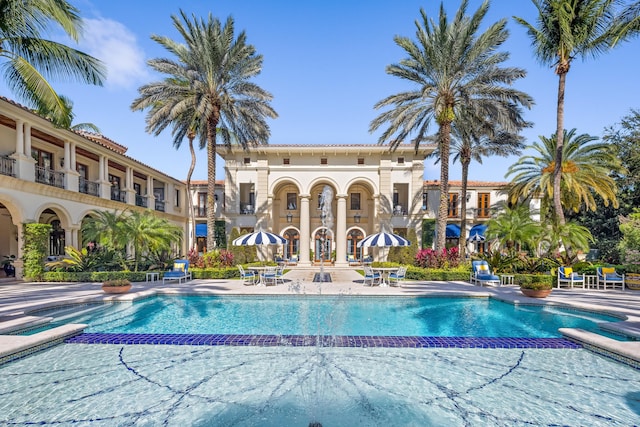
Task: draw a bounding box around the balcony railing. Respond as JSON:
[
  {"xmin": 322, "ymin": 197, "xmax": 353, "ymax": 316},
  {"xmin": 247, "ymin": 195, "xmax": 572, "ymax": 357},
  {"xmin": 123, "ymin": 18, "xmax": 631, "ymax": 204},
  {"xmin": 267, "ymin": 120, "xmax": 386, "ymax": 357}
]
[
  {"xmin": 475, "ymin": 207, "xmax": 491, "ymax": 219},
  {"xmin": 240, "ymin": 202, "xmax": 254, "ymax": 215},
  {"xmin": 155, "ymin": 199, "xmax": 165, "ymax": 212},
  {"xmin": 79, "ymin": 177, "xmax": 100, "ymax": 197},
  {"xmin": 392, "ymin": 205, "xmax": 407, "ymax": 216},
  {"xmin": 135, "ymin": 194, "xmax": 148, "ymax": 208},
  {"xmin": 0, "ymin": 156, "xmax": 15, "ymax": 177},
  {"xmin": 196, "ymin": 206, "xmax": 206, "ymax": 217},
  {"xmin": 35, "ymin": 165, "xmax": 64, "ymax": 188},
  {"xmin": 110, "ymin": 187, "xmax": 126, "ymax": 203}
]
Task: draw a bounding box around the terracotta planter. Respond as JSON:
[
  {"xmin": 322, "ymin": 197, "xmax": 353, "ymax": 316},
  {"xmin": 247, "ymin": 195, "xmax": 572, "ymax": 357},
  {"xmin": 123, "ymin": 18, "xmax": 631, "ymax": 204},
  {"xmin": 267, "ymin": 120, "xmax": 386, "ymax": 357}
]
[
  {"xmin": 102, "ymin": 284, "xmax": 132, "ymax": 294},
  {"xmin": 520, "ymin": 288, "xmax": 552, "ymax": 298}
]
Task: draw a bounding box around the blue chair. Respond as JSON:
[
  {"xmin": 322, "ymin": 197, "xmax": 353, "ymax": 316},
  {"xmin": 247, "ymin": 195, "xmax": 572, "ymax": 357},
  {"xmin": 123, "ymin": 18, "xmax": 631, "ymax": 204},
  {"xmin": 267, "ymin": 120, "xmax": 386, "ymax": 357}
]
[
  {"xmin": 287, "ymin": 255, "xmax": 298, "ymax": 266},
  {"xmin": 470, "ymin": 260, "xmax": 500, "ymax": 286},
  {"xmin": 347, "ymin": 254, "xmax": 360, "ymax": 266},
  {"xmin": 389, "ymin": 266, "xmax": 407, "ymax": 287},
  {"xmin": 596, "ymin": 267, "xmax": 625, "ymax": 290},
  {"xmin": 162, "ymin": 260, "xmax": 191, "ymax": 284},
  {"xmin": 238, "ymin": 265, "xmax": 256, "ymax": 285},
  {"xmin": 556, "ymin": 266, "xmax": 584, "ymax": 289},
  {"xmin": 363, "ymin": 266, "xmax": 381, "ymax": 286}
]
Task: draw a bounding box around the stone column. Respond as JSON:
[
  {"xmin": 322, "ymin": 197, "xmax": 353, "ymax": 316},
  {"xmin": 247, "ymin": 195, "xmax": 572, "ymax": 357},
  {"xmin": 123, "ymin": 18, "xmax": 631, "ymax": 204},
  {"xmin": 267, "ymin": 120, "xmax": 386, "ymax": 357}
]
[
  {"xmin": 15, "ymin": 119, "xmax": 24, "ymax": 155},
  {"xmin": 334, "ymin": 194, "xmax": 348, "ymax": 267},
  {"xmin": 299, "ymin": 195, "xmax": 311, "ymax": 266}
]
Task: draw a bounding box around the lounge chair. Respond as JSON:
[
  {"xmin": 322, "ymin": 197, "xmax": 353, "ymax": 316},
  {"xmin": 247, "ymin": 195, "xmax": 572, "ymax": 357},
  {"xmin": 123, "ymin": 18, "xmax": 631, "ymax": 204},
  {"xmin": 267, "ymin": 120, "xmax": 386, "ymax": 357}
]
[
  {"xmin": 347, "ymin": 254, "xmax": 360, "ymax": 266},
  {"xmin": 556, "ymin": 266, "xmax": 584, "ymax": 289},
  {"xmin": 238, "ymin": 265, "xmax": 256, "ymax": 285},
  {"xmin": 470, "ymin": 260, "xmax": 500, "ymax": 286},
  {"xmin": 597, "ymin": 266, "xmax": 625, "ymax": 290},
  {"xmin": 162, "ymin": 260, "xmax": 191, "ymax": 284},
  {"xmin": 363, "ymin": 266, "xmax": 381, "ymax": 286},
  {"xmin": 388, "ymin": 266, "xmax": 407, "ymax": 287},
  {"xmin": 287, "ymin": 255, "xmax": 298, "ymax": 266}
]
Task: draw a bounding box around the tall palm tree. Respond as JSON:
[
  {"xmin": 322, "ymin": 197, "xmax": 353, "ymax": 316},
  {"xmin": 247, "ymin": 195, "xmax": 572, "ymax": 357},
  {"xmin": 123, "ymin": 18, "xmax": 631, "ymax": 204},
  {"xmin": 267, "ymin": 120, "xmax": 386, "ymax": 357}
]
[
  {"xmin": 514, "ymin": 0, "xmax": 637, "ymax": 226},
  {"xmin": 506, "ymin": 128, "xmax": 623, "ymax": 215},
  {"xmin": 36, "ymin": 95, "xmax": 101, "ymax": 133},
  {"xmin": 0, "ymin": 0, "xmax": 105, "ymax": 125},
  {"xmin": 370, "ymin": 0, "xmax": 533, "ymax": 252},
  {"xmin": 131, "ymin": 11, "xmax": 277, "ymax": 251},
  {"xmin": 486, "ymin": 204, "xmax": 541, "ymax": 254}
]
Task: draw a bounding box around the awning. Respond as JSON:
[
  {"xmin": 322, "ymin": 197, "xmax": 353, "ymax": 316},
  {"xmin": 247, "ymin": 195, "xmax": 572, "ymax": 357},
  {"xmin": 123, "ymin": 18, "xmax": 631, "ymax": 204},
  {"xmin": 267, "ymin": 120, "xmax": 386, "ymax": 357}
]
[
  {"xmin": 468, "ymin": 224, "xmax": 487, "ymax": 238},
  {"xmin": 195, "ymin": 223, "xmax": 207, "ymax": 237},
  {"xmin": 445, "ymin": 224, "xmax": 460, "ymax": 238}
]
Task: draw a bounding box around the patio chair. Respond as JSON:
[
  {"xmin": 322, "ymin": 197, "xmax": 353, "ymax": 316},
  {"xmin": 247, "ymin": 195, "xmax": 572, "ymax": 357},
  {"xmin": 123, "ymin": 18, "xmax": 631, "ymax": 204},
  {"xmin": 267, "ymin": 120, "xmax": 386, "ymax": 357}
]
[
  {"xmin": 363, "ymin": 266, "xmax": 381, "ymax": 286},
  {"xmin": 347, "ymin": 254, "xmax": 360, "ymax": 266},
  {"xmin": 556, "ymin": 266, "xmax": 584, "ymax": 289},
  {"xmin": 597, "ymin": 266, "xmax": 625, "ymax": 290},
  {"xmin": 274, "ymin": 264, "xmax": 285, "ymax": 285},
  {"xmin": 470, "ymin": 260, "xmax": 500, "ymax": 286},
  {"xmin": 238, "ymin": 265, "xmax": 256, "ymax": 286},
  {"xmin": 388, "ymin": 266, "xmax": 407, "ymax": 287},
  {"xmin": 261, "ymin": 266, "xmax": 278, "ymax": 286},
  {"xmin": 162, "ymin": 260, "xmax": 191, "ymax": 285}
]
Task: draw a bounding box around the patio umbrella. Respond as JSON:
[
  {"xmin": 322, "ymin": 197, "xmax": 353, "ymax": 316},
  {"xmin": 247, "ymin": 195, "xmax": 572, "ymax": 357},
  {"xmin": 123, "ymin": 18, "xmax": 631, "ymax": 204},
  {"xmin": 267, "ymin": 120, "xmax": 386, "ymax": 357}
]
[
  {"xmin": 232, "ymin": 230, "xmax": 287, "ymax": 246},
  {"xmin": 357, "ymin": 231, "xmax": 410, "ymax": 248},
  {"xmin": 467, "ymin": 232, "xmax": 486, "ymax": 243}
]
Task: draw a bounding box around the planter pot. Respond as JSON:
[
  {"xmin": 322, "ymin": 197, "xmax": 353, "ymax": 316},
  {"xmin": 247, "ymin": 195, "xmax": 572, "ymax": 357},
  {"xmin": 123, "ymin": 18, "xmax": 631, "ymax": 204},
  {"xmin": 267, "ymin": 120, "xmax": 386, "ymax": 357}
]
[
  {"xmin": 627, "ymin": 274, "xmax": 640, "ymax": 290},
  {"xmin": 102, "ymin": 284, "xmax": 132, "ymax": 294},
  {"xmin": 520, "ymin": 288, "xmax": 552, "ymax": 298}
]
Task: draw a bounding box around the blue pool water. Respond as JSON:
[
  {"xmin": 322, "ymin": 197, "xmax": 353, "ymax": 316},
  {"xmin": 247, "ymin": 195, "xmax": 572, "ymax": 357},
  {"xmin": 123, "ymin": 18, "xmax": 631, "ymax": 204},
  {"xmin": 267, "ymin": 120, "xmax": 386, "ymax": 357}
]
[{"xmin": 31, "ymin": 295, "xmax": 622, "ymax": 338}]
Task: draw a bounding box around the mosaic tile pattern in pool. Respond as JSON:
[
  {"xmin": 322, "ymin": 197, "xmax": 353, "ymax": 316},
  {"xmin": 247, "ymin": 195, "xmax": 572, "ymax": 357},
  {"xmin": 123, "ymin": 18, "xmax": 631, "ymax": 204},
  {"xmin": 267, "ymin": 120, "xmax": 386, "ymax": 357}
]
[{"xmin": 65, "ymin": 332, "xmax": 582, "ymax": 349}]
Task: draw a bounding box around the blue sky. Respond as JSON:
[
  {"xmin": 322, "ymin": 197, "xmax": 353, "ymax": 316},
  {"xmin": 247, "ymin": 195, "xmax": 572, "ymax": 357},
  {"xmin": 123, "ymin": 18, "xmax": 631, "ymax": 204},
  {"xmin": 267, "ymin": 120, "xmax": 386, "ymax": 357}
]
[{"xmin": 2, "ymin": 0, "xmax": 639, "ymax": 183}]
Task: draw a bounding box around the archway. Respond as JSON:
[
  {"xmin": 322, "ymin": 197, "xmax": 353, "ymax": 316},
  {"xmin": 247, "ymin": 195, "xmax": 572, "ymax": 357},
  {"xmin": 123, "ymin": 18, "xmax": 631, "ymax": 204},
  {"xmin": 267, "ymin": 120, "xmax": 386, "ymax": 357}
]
[
  {"xmin": 283, "ymin": 228, "xmax": 299, "ymax": 259},
  {"xmin": 314, "ymin": 227, "xmax": 332, "ymax": 262}
]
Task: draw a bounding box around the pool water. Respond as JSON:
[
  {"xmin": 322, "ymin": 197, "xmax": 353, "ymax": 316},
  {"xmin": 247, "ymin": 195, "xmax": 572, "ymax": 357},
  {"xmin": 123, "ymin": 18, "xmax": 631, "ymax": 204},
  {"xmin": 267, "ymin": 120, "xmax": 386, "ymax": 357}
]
[
  {"xmin": 29, "ymin": 295, "xmax": 623, "ymax": 338},
  {"xmin": 1, "ymin": 344, "xmax": 639, "ymax": 426}
]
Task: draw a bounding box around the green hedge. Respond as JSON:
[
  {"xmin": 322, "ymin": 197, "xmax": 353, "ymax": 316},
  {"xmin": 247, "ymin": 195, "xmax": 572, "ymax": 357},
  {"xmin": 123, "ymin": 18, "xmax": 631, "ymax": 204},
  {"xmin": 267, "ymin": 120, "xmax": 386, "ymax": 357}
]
[{"xmin": 42, "ymin": 271, "xmax": 149, "ymax": 282}]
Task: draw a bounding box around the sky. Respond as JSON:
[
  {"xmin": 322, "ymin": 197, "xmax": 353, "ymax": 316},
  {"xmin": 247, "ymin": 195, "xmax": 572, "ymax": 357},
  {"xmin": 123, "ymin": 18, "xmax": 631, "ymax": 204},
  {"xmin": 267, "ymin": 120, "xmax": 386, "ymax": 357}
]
[{"xmin": 2, "ymin": 0, "xmax": 640, "ymax": 183}]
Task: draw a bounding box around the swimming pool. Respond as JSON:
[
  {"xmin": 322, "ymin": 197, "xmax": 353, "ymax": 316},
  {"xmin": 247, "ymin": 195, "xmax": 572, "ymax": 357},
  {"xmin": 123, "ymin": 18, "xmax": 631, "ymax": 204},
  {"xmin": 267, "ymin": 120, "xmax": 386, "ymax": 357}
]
[
  {"xmin": 2, "ymin": 294, "xmax": 639, "ymax": 426},
  {"xmin": 27, "ymin": 295, "xmax": 624, "ymax": 338}
]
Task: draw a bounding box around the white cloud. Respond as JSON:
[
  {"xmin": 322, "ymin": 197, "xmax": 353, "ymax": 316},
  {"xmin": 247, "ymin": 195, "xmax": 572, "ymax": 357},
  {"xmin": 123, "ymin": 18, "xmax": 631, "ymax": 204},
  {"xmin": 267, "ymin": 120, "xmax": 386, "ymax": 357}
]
[{"xmin": 80, "ymin": 18, "xmax": 149, "ymax": 89}]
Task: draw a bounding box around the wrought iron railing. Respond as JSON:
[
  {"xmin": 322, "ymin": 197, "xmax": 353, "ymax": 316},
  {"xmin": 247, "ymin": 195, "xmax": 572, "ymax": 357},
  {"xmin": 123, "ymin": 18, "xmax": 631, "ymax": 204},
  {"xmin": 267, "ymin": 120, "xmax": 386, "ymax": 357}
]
[
  {"xmin": 135, "ymin": 194, "xmax": 148, "ymax": 208},
  {"xmin": 0, "ymin": 156, "xmax": 15, "ymax": 177},
  {"xmin": 110, "ymin": 187, "xmax": 126, "ymax": 202},
  {"xmin": 35, "ymin": 165, "xmax": 64, "ymax": 188},
  {"xmin": 79, "ymin": 177, "xmax": 100, "ymax": 197},
  {"xmin": 155, "ymin": 199, "xmax": 165, "ymax": 212}
]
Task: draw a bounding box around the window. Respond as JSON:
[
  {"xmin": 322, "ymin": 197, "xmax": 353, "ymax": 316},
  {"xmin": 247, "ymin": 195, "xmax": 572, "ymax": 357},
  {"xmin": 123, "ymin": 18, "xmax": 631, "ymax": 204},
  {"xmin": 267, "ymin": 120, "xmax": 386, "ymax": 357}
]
[
  {"xmin": 357, "ymin": 158, "xmax": 364, "ymax": 165},
  {"xmin": 31, "ymin": 148, "xmax": 52, "ymax": 169},
  {"xmin": 175, "ymin": 189, "xmax": 180, "ymax": 207},
  {"xmin": 154, "ymin": 188, "xmax": 164, "ymax": 201},
  {"xmin": 283, "ymin": 158, "xmax": 290, "ymax": 165},
  {"xmin": 108, "ymin": 174, "xmax": 121, "ymax": 189},
  {"xmin": 76, "ymin": 163, "xmax": 88, "ymax": 179},
  {"xmin": 477, "ymin": 193, "xmax": 491, "ymax": 218},
  {"xmin": 422, "ymin": 192, "xmax": 428, "ymax": 210},
  {"xmin": 320, "ymin": 158, "xmax": 327, "ymax": 165},
  {"xmin": 197, "ymin": 193, "xmax": 207, "ymax": 217},
  {"xmin": 350, "ymin": 192, "xmax": 361, "ymax": 210},
  {"xmin": 134, "ymin": 183, "xmax": 141, "ymax": 195},
  {"xmin": 286, "ymin": 193, "xmax": 297, "ymax": 210},
  {"xmin": 397, "ymin": 157, "xmax": 405, "ymax": 164},
  {"xmin": 243, "ymin": 157, "xmax": 250, "ymax": 164},
  {"xmin": 448, "ymin": 193, "xmax": 459, "ymax": 218}
]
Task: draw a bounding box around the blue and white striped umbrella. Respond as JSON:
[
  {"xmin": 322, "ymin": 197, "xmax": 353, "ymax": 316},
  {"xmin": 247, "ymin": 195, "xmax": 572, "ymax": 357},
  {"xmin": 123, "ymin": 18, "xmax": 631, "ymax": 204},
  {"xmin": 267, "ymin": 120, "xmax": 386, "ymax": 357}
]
[
  {"xmin": 232, "ymin": 230, "xmax": 287, "ymax": 246},
  {"xmin": 467, "ymin": 232, "xmax": 486, "ymax": 242},
  {"xmin": 357, "ymin": 231, "xmax": 410, "ymax": 248}
]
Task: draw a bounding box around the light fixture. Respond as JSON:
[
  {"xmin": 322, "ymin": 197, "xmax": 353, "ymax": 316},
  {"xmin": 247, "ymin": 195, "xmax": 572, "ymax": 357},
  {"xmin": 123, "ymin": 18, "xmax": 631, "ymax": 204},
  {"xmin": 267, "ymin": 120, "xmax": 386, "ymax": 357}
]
[
  {"xmin": 286, "ymin": 212, "xmax": 293, "ymax": 223},
  {"xmin": 59, "ymin": 157, "xmax": 65, "ymax": 167},
  {"xmin": 354, "ymin": 213, "xmax": 361, "ymax": 223},
  {"xmin": 466, "ymin": 192, "xmax": 471, "ymax": 203}
]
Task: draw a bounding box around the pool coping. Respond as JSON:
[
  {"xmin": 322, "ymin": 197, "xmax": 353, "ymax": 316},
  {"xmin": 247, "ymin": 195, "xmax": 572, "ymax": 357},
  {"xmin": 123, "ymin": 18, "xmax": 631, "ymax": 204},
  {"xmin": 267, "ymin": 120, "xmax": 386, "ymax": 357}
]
[{"xmin": 1, "ymin": 277, "xmax": 640, "ymax": 367}]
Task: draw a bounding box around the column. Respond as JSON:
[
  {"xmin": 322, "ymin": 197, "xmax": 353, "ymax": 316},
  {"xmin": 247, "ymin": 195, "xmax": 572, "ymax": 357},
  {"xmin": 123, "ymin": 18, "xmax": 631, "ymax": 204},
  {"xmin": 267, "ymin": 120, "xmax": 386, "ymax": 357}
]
[
  {"xmin": 24, "ymin": 123, "xmax": 32, "ymax": 154},
  {"xmin": 15, "ymin": 119, "xmax": 24, "ymax": 155},
  {"xmin": 99, "ymin": 155, "xmax": 110, "ymax": 199},
  {"xmin": 299, "ymin": 195, "xmax": 311, "ymax": 266},
  {"xmin": 335, "ymin": 194, "xmax": 348, "ymax": 267},
  {"xmin": 147, "ymin": 176, "xmax": 155, "ymax": 209}
]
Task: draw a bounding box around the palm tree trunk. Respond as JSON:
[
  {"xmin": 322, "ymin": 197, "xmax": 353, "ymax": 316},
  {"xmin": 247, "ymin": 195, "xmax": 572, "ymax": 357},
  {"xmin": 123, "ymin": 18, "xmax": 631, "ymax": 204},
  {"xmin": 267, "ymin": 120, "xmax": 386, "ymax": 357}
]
[
  {"xmin": 186, "ymin": 132, "xmax": 196, "ymax": 251},
  {"xmin": 553, "ymin": 71, "xmax": 566, "ymax": 226},
  {"xmin": 436, "ymin": 123, "xmax": 452, "ymax": 252},
  {"xmin": 206, "ymin": 118, "xmax": 218, "ymax": 251},
  {"xmin": 459, "ymin": 156, "xmax": 470, "ymax": 259}
]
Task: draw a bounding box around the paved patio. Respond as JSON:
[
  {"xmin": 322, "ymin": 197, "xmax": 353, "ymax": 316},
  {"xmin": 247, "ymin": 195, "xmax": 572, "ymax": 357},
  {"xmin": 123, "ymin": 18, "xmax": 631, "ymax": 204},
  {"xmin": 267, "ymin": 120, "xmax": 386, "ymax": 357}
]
[{"xmin": 1, "ymin": 267, "xmax": 639, "ymax": 365}]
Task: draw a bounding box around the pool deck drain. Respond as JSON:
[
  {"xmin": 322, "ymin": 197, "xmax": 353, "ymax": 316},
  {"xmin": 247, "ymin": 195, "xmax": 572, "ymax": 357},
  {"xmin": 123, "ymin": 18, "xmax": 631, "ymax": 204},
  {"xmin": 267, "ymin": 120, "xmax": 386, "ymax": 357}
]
[{"xmin": 65, "ymin": 333, "xmax": 582, "ymax": 349}]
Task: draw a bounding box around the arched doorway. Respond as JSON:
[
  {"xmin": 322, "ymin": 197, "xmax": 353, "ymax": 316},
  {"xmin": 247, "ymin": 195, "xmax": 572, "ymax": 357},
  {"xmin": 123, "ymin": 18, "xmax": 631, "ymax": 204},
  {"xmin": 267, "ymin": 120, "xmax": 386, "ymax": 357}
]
[
  {"xmin": 314, "ymin": 228, "xmax": 332, "ymax": 262},
  {"xmin": 50, "ymin": 219, "xmax": 65, "ymax": 256},
  {"xmin": 283, "ymin": 229, "xmax": 299, "ymax": 259},
  {"xmin": 347, "ymin": 229, "xmax": 363, "ymax": 260}
]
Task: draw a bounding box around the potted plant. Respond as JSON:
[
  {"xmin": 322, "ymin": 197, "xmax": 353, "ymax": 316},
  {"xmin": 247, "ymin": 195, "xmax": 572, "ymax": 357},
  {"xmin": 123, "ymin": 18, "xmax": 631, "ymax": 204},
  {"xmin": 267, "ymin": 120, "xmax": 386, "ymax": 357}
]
[
  {"xmin": 519, "ymin": 275, "xmax": 553, "ymax": 298},
  {"xmin": 2, "ymin": 255, "xmax": 16, "ymax": 277},
  {"xmin": 101, "ymin": 278, "xmax": 132, "ymax": 294}
]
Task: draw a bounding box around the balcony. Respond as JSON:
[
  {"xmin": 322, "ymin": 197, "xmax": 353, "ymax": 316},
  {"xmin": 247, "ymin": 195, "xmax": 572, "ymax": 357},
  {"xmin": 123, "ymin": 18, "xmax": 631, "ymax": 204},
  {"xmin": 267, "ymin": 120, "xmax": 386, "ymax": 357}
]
[
  {"xmin": 110, "ymin": 187, "xmax": 126, "ymax": 203},
  {"xmin": 392, "ymin": 205, "xmax": 407, "ymax": 216},
  {"xmin": 79, "ymin": 177, "xmax": 100, "ymax": 197},
  {"xmin": 240, "ymin": 202, "xmax": 254, "ymax": 215},
  {"xmin": 135, "ymin": 194, "xmax": 148, "ymax": 208},
  {"xmin": 0, "ymin": 156, "xmax": 15, "ymax": 177},
  {"xmin": 475, "ymin": 207, "xmax": 491, "ymax": 219},
  {"xmin": 155, "ymin": 199, "xmax": 166, "ymax": 212},
  {"xmin": 35, "ymin": 166, "xmax": 64, "ymax": 188}
]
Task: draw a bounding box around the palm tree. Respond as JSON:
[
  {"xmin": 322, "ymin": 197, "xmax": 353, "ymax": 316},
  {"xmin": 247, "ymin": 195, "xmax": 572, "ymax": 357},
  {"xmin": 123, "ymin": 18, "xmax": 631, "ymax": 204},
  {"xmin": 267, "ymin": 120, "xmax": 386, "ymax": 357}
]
[
  {"xmin": 486, "ymin": 204, "xmax": 541, "ymax": 254},
  {"xmin": 36, "ymin": 95, "xmax": 101, "ymax": 133},
  {"xmin": 514, "ymin": 0, "xmax": 637, "ymax": 226},
  {"xmin": 0, "ymin": 0, "xmax": 105, "ymax": 125},
  {"xmin": 370, "ymin": 0, "xmax": 533, "ymax": 252},
  {"xmin": 506, "ymin": 128, "xmax": 623, "ymax": 215},
  {"xmin": 131, "ymin": 11, "xmax": 277, "ymax": 251}
]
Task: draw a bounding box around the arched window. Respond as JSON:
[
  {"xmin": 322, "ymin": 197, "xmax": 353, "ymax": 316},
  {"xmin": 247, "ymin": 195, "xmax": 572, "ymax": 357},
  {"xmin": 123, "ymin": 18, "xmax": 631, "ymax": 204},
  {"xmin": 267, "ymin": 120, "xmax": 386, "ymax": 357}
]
[
  {"xmin": 284, "ymin": 229, "xmax": 299, "ymax": 259},
  {"xmin": 347, "ymin": 229, "xmax": 364, "ymax": 260}
]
